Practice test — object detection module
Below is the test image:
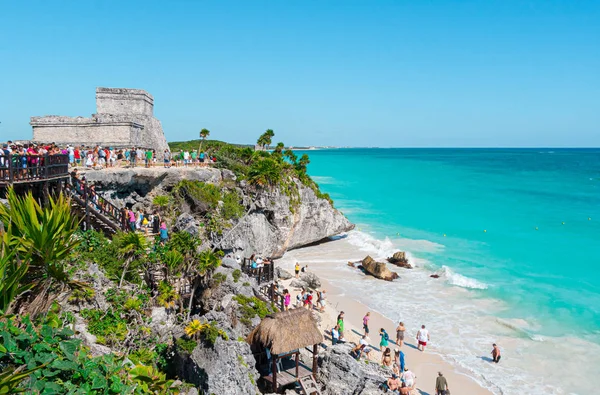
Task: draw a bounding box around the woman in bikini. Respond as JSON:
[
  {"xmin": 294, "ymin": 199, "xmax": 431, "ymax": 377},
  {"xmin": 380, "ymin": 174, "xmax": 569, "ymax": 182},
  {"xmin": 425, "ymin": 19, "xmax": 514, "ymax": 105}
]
[{"xmin": 381, "ymin": 347, "xmax": 393, "ymax": 367}]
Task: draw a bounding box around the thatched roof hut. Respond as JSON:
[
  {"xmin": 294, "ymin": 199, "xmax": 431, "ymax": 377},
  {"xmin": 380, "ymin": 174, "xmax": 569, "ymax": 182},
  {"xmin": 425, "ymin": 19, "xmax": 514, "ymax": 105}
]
[{"xmin": 247, "ymin": 307, "xmax": 323, "ymax": 356}]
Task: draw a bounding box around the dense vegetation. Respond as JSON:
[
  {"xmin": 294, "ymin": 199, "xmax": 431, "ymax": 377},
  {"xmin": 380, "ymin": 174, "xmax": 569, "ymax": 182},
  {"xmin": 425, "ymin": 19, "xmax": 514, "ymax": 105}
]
[
  {"xmin": 0, "ymin": 131, "xmax": 336, "ymax": 393},
  {"xmin": 169, "ymin": 130, "xmax": 333, "ymax": 206},
  {"xmin": 0, "ymin": 189, "xmax": 233, "ymax": 394}
]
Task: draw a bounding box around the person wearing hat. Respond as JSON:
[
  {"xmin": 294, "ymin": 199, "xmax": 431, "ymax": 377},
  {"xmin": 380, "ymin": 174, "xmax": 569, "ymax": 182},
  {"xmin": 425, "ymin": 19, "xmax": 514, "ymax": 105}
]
[{"xmin": 435, "ymin": 371, "xmax": 449, "ymax": 395}]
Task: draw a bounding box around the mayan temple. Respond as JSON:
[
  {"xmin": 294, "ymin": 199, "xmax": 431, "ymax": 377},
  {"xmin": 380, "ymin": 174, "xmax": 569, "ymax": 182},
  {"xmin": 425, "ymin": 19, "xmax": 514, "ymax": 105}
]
[{"xmin": 30, "ymin": 87, "xmax": 169, "ymax": 152}]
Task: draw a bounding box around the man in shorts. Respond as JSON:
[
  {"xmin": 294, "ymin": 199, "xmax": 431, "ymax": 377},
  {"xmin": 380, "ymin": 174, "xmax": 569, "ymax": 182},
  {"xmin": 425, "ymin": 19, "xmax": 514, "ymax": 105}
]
[{"xmin": 416, "ymin": 324, "xmax": 430, "ymax": 351}]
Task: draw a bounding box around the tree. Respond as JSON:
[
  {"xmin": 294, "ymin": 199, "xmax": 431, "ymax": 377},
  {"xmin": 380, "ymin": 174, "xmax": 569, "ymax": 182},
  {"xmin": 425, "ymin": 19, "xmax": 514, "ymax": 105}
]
[
  {"xmin": 297, "ymin": 153, "xmax": 311, "ymax": 172},
  {"xmin": 0, "ymin": 188, "xmax": 83, "ymax": 316},
  {"xmin": 273, "ymin": 142, "xmax": 285, "ymax": 157},
  {"xmin": 113, "ymin": 231, "xmax": 148, "ymax": 288},
  {"xmin": 198, "ymin": 128, "xmax": 210, "ymax": 155},
  {"xmin": 186, "ymin": 250, "xmax": 221, "ymax": 320},
  {"xmin": 257, "ymin": 129, "xmax": 275, "ymax": 150},
  {"xmin": 247, "ymin": 157, "xmax": 283, "ymax": 189},
  {"xmin": 284, "ymin": 149, "xmax": 297, "ymax": 164}
]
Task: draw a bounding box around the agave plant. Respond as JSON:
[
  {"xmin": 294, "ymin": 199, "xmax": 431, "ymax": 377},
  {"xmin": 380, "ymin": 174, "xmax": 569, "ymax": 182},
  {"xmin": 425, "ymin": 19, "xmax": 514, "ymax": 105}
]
[
  {"xmin": 0, "ymin": 231, "xmax": 32, "ymax": 313},
  {"xmin": 129, "ymin": 364, "xmax": 177, "ymax": 394},
  {"xmin": 163, "ymin": 250, "xmax": 184, "ymax": 280},
  {"xmin": 0, "ymin": 188, "xmax": 83, "ymax": 316}
]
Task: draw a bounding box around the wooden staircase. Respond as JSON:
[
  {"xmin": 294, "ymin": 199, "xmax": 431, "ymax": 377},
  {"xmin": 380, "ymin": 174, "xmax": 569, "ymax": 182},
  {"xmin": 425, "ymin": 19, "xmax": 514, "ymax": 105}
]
[
  {"xmin": 66, "ymin": 180, "xmax": 127, "ymax": 235},
  {"xmin": 299, "ymin": 376, "xmax": 322, "ymax": 395}
]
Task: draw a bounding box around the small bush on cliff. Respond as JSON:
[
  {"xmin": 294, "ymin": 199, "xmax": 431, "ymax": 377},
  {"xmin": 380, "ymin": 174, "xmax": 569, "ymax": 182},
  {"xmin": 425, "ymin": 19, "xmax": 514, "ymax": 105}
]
[
  {"xmin": 234, "ymin": 295, "xmax": 272, "ymax": 325},
  {"xmin": 221, "ymin": 190, "xmax": 245, "ymax": 220},
  {"xmin": 232, "ymin": 269, "xmax": 241, "ymax": 283}
]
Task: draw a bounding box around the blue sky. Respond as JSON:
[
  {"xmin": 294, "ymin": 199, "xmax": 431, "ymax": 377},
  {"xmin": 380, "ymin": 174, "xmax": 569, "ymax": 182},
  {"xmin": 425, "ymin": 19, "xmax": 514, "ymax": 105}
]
[{"xmin": 1, "ymin": 1, "xmax": 598, "ymax": 147}]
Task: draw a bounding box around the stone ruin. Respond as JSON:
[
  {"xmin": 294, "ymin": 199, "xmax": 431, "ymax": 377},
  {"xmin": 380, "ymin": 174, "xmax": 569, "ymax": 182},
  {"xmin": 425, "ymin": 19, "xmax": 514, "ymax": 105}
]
[{"xmin": 30, "ymin": 87, "xmax": 169, "ymax": 152}]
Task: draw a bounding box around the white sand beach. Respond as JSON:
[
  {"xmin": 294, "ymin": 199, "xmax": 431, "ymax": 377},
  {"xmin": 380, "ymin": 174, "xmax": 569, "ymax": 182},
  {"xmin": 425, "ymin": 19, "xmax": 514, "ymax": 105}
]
[
  {"xmin": 276, "ymin": 240, "xmax": 498, "ymax": 395},
  {"xmin": 277, "ymin": 272, "xmax": 493, "ymax": 395}
]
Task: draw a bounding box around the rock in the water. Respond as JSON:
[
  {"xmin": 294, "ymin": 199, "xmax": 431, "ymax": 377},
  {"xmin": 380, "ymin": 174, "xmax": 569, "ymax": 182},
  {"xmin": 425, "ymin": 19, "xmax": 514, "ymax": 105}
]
[
  {"xmin": 290, "ymin": 279, "xmax": 309, "ymax": 289},
  {"xmin": 174, "ymin": 213, "xmax": 200, "ymax": 237},
  {"xmin": 430, "ymin": 274, "xmax": 440, "ymax": 279},
  {"xmin": 318, "ymin": 342, "xmax": 389, "ymax": 395},
  {"xmin": 276, "ymin": 267, "xmax": 293, "ymax": 280},
  {"xmin": 360, "ymin": 256, "xmax": 399, "ymax": 281},
  {"xmin": 387, "ymin": 251, "xmax": 412, "ymax": 268},
  {"xmin": 301, "ymin": 271, "xmax": 322, "ymax": 288},
  {"xmin": 179, "ymin": 337, "xmax": 259, "ymax": 395}
]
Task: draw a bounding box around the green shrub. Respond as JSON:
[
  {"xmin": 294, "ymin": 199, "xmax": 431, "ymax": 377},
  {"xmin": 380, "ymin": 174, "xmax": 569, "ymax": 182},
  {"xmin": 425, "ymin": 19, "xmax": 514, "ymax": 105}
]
[
  {"xmin": 232, "ymin": 269, "xmax": 241, "ymax": 283},
  {"xmin": 80, "ymin": 308, "xmax": 128, "ymax": 345},
  {"xmin": 222, "ymin": 190, "xmax": 245, "ymax": 220},
  {"xmin": 129, "ymin": 347, "xmax": 158, "ymax": 365},
  {"xmin": 234, "ymin": 295, "xmax": 272, "ymax": 325},
  {"xmin": 212, "ymin": 272, "xmax": 227, "ymax": 286},
  {"xmin": 176, "ymin": 337, "xmax": 197, "ymax": 354}
]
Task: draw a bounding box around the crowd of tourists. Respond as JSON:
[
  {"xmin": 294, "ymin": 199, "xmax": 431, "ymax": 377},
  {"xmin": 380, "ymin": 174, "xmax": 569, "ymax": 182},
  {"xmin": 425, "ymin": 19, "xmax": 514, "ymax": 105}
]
[{"xmin": 0, "ymin": 139, "xmax": 217, "ymax": 179}]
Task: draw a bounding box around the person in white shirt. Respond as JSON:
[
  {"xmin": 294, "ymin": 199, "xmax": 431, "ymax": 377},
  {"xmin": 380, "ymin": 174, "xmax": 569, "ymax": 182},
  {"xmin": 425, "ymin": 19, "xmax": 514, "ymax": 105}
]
[
  {"xmin": 416, "ymin": 324, "xmax": 430, "ymax": 351},
  {"xmin": 401, "ymin": 367, "xmax": 416, "ymax": 388}
]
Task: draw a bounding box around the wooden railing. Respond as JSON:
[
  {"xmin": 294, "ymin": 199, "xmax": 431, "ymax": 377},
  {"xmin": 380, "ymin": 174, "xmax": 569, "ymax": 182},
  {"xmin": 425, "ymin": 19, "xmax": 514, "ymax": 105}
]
[
  {"xmin": 0, "ymin": 153, "xmax": 70, "ymax": 184},
  {"xmin": 241, "ymin": 258, "xmax": 275, "ymax": 284},
  {"xmin": 66, "ymin": 177, "xmax": 128, "ymax": 232}
]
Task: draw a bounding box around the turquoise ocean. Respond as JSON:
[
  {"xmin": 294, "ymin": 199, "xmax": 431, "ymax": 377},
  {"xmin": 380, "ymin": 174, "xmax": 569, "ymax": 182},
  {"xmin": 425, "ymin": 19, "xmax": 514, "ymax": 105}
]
[{"xmin": 303, "ymin": 148, "xmax": 600, "ymax": 394}]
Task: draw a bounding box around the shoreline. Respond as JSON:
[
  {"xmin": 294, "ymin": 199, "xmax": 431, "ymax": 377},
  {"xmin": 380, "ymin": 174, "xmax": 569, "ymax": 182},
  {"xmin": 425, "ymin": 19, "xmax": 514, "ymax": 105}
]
[{"xmin": 279, "ymin": 270, "xmax": 494, "ymax": 395}]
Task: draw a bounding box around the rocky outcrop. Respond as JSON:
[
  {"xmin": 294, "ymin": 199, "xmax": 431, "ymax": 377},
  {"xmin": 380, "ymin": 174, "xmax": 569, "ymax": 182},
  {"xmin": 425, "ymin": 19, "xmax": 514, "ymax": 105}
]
[
  {"xmin": 318, "ymin": 343, "xmax": 390, "ymax": 395},
  {"xmin": 301, "ymin": 272, "xmax": 322, "ymax": 289},
  {"xmin": 174, "ymin": 213, "xmax": 201, "ymax": 237},
  {"xmin": 217, "ymin": 180, "xmax": 354, "ymax": 258},
  {"xmin": 276, "ymin": 267, "xmax": 293, "ymax": 280},
  {"xmin": 360, "ymin": 256, "xmax": 399, "ymax": 281},
  {"xmin": 387, "ymin": 251, "xmax": 413, "ymax": 269},
  {"xmin": 290, "ymin": 279, "xmax": 309, "ymax": 289},
  {"xmin": 83, "ymin": 167, "xmax": 354, "ymax": 259},
  {"xmin": 179, "ymin": 337, "xmax": 259, "ymax": 395}
]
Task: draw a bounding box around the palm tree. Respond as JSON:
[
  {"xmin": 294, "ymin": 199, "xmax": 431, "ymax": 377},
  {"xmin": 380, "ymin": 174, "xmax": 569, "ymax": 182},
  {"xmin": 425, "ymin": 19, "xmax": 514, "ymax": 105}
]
[
  {"xmin": 198, "ymin": 128, "xmax": 210, "ymax": 155},
  {"xmin": 297, "ymin": 153, "xmax": 311, "ymax": 173},
  {"xmin": 284, "ymin": 149, "xmax": 297, "ymax": 164},
  {"xmin": 273, "ymin": 142, "xmax": 285, "ymax": 157},
  {"xmin": 113, "ymin": 231, "xmax": 148, "ymax": 288},
  {"xmin": 248, "ymin": 157, "xmax": 283, "ymax": 188},
  {"xmin": 0, "ymin": 188, "xmax": 82, "ymax": 316},
  {"xmin": 186, "ymin": 250, "xmax": 221, "ymax": 320},
  {"xmin": 256, "ymin": 129, "xmax": 275, "ymax": 150}
]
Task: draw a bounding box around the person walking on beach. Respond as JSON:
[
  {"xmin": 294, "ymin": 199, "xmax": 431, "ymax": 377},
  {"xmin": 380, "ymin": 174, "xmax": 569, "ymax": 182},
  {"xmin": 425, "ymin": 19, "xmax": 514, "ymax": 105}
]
[
  {"xmin": 416, "ymin": 325, "xmax": 430, "ymax": 351},
  {"xmin": 295, "ymin": 262, "xmax": 300, "ymax": 278},
  {"xmin": 435, "ymin": 372, "xmax": 449, "ymax": 395},
  {"xmin": 317, "ymin": 290, "xmax": 326, "ymax": 312},
  {"xmin": 491, "ymin": 343, "xmax": 501, "ymax": 363},
  {"xmin": 396, "ymin": 321, "xmax": 406, "ymax": 347},
  {"xmin": 363, "ymin": 312, "xmax": 371, "ymax": 336},
  {"xmin": 283, "ymin": 289, "xmax": 291, "ymax": 311},
  {"xmin": 337, "ymin": 312, "xmax": 345, "ymax": 340},
  {"xmin": 379, "ymin": 328, "xmax": 390, "ymax": 351}
]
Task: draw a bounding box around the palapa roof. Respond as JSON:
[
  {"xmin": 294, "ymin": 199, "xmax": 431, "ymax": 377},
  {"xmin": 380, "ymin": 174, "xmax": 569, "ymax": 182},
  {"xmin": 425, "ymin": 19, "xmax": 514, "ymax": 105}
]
[{"xmin": 246, "ymin": 308, "xmax": 324, "ymax": 355}]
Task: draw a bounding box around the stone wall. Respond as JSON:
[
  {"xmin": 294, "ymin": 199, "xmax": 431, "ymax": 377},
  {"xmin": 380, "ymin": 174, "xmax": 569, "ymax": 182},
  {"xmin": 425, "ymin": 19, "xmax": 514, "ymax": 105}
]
[
  {"xmin": 30, "ymin": 87, "xmax": 168, "ymax": 152},
  {"xmin": 96, "ymin": 87, "xmax": 154, "ymax": 116}
]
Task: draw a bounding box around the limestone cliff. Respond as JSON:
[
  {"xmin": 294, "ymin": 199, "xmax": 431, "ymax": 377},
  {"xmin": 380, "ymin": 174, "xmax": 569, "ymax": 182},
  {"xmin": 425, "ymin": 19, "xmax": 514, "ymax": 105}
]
[{"xmin": 81, "ymin": 167, "xmax": 354, "ymax": 257}]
